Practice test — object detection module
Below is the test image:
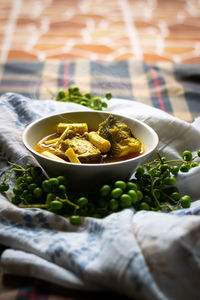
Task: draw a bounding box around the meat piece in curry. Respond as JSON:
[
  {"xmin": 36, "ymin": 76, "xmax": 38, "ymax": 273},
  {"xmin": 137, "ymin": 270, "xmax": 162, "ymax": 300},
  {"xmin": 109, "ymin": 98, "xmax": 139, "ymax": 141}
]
[{"xmin": 98, "ymin": 115, "xmax": 142, "ymax": 158}]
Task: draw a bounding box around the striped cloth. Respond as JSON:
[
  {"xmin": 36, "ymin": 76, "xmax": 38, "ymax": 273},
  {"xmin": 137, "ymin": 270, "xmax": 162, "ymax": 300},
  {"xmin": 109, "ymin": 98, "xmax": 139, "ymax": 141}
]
[{"xmin": 0, "ymin": 60, "xmax": 199, "ymax": 123}]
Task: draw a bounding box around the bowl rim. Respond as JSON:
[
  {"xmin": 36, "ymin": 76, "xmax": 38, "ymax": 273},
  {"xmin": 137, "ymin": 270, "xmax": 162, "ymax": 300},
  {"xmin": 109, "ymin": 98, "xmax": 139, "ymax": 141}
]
[{"xmin": 22, "ymin": 110, "xmax": 159, "ymax": 168}]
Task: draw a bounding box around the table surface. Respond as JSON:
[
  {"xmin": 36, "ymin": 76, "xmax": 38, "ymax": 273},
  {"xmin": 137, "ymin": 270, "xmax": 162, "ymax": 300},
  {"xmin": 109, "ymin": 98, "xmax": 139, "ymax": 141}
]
[{"xmin": 0, "ymin": 0, "xmax": 200, "ymax": 63}]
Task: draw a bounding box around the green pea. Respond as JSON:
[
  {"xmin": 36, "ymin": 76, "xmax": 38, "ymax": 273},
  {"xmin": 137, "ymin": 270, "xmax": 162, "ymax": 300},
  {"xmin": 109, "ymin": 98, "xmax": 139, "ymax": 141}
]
[
  {"xmin": 58, "ymin": 184, "xmax": 67, "ymax": 195},
  {"xmin": 163, "ymin": 177, "xmax": 176, "ymax": 185},
  {"xmin": 57, "ymin": 90, "xmax": 66, "ymax": 98},
  {"xmin": 28, "ymin": 183, "xmax": 37, "ymax": 191},
  {"xmin": 180, "ymin": 195, "xmax": 191, "ymax": 208},
  {"xmin": 57, "ymin": 176, "xmax": 67, "ymax": 185},
  {"xmin": 156, "ymin": 163, "xmax": 161, "ymax": 169},
  {"xmin": 137, "ymin": 190, "xmax": 143, "ymax": 202},
  {"xmin": 180, "ymin": 164, "xmax": 190, "ymax": 173},
  {"xmin": 23, "ymin": 191, "xmax": 34, "ymax": 203},
  {"xmin": 16, "ymin": 176, "xmax": 25, "ymax": 185},
  {"xmin": 120, "ymin": 194, "xmax": 132, "ymax": 208},
  {"xmin": 93, "ymin": 97, "xmax": 101, "ymax": 106},
  {"xmin": 33, "ymin": 187, "xmax": 43, "ymax": 199},
  {"xmin": 24, "ymin": 176, "xmax": 33, "ymax": 184},
  {"xmin": 101, "ymin": 101, "xmax": 108, "ymax": 108},
  {"xmin": 69, "ymin": 215, "xmax": 81, "ymax": 225},
  {"xmin": 160, "ymin": 164, "xmax": 170, "ymax": 172},
  {"xmin": 100, "ymin": 184, "xmax": 111, "ymax": 197},
  {"xmin": 11, "ymin": 195, "xmax": 21, "ymax": 205},
  {"xmin": 13, "ymin": 187, "xmax": 21, "ymax": 195},
  {"xmin": 182, "ymin": 150, "xmax": 192, "ymax": 161},
  {"xmin": 171, "ymin": 166, "xmax": 179, "ymax": 176},
  {"xmin": 128, "ymin": 190, "xmax": 138, "ymax": 204},
  {"xmin": 170, "ymin": 192, "xmax": 180, "ymax": 201},
  {"xmin": 114, "ymin": 181, "xmax": 127, "ymax": 190},
  {"xmin": 139, "ymin": 202, "xmax": 150, "ymax": 210},
  {"xmin": 48, "ymin": 178, "xmax": 59, "ymax": 188},
  {"xmin": 50, "ymin": 200, "xmax": 63, "ymax": 210},
  {"xmin": 111, "ymin": 187, "xmax": 123, "ymax": 199},
  {"xmin": 105, "ymin": 92, "xmax": 112, "ymax": 100},
  {"xmin": 197, "ymin": 150, "xmax": 200, "ymax": 157},
  {"xmin": 69, "ymin": 86, "xmax": 79, "ymax": 93},
  {"xmin": 83, "ymin": 92, "xmax": 91, "ymax": 99},
  {"xmin": 77, "ymin": 197, "xmax": 88, "ymax": 207},
  {"xmin": 109, "ymin": 198, "xmax": 119, "ymax": 211},
  {"xmin": 136, "ymin": 166, "xmax": 144, "ymax": 175},
  {"xmin": 42, "ymin": 179, "xmax": 51, "ymax": 192},
  {"xmin": 126, "ymin": 182, "xmax": 138, "ymax": 191},
  {"xmin": 0, "ymin": 183, "xmax": 9, "ymax": 192},
  {"xmin": 161, "ymin": 157, "xmax": 167, "ymax": 162},
  {"xmin": 46, "ymin": 193, "xmax": 55, "ymax": 204}
]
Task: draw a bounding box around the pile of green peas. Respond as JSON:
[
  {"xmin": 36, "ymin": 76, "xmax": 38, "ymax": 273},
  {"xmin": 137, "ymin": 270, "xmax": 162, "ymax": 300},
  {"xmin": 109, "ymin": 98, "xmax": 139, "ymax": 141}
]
[
  {"xmin": 98, "ymin": 180, "xmax": 146, "ymax": 212},
  {"xmin": 0, "ymin": 149, "xmax": 199, "ymax": 225},
  {"xmin": 56, "ymin": 86, "xmax": 112, "ymax": 111}
]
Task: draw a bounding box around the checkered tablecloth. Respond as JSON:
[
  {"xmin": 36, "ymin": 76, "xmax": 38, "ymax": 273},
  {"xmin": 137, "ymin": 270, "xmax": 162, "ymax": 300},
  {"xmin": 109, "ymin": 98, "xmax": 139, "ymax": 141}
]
[{"xmin": 0, "ymin": 60, "xmax": 200, "ymax": 123}]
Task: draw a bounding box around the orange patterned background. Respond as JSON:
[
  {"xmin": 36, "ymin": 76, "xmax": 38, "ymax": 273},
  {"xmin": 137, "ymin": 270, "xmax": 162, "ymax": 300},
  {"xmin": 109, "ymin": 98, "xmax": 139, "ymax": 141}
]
[{"xmin": 0, "ymin": 0, "xmax": 200, "ymax": 63}]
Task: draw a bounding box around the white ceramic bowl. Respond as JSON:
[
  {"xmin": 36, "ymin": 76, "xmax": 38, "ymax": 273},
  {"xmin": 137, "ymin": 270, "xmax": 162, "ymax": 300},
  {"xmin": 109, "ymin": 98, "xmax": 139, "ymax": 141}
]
[{"xmin": 22, "ymin": 111, "xmax": 159, "ymax": 192}]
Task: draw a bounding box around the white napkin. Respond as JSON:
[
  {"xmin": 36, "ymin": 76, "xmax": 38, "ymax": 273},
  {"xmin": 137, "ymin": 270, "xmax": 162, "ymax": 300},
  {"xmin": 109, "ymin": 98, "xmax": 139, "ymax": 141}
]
[{"xmin": 0, "ymin": 93, "xmax": 200, "ymax": 300}]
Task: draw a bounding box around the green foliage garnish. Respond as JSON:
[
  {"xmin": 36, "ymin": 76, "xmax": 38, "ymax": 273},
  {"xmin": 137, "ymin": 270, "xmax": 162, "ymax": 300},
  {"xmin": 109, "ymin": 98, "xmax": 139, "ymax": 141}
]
[
  {"xmin": 0, "ymin": 149, "xmax": 199, "ymax": 225},
  {"xmin": 56, "ymin": 86, "xmax": 112, "ymax": 110},
  {"xmin": 133, "ymin": 150, "xmax": 198, "ymax": 211}
]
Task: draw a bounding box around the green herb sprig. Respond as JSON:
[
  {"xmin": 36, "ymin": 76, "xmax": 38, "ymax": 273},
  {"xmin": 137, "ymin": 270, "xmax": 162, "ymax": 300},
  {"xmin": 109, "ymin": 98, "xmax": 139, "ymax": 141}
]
[
  {"xmin": 55, "ymin": 86, "xmax": 112, "ymax": 111},
  {"xmin": 133, "ymin": 150, "xmax": 200, "ymax": 211}
]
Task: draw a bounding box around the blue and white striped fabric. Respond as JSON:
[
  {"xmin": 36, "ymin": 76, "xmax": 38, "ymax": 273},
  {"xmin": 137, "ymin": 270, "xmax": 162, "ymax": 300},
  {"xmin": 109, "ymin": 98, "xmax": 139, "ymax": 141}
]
[{"xmin": 1, "ymin": 93, "xmax": 200, "ymax": 300}]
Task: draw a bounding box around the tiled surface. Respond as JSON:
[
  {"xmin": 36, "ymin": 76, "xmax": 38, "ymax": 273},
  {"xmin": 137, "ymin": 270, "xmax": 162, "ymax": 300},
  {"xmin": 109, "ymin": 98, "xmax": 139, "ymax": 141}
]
[{"xmin": 0, "ymin": 0, "xmax": 200, "ymax": 63}]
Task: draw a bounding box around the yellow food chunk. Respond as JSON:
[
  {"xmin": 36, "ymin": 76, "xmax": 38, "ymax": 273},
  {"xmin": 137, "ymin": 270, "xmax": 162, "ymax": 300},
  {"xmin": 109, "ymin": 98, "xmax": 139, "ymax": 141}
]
[
  {"xmin": 57, "ymin": 123, "xmax": 88, "ymax": 135},
  {"xmin": 56, "ymin": 123, "xmax": 88, "ymax": 146},
  {"xmin": 114, "ymin": 138, "xmax": 142, "ymax": 158},
  {"xmin": 41, "ymin": 150, "xmax": 66, "ymax": 162},
  {"xmin": 44, "ymin": 137, "xmax": 60, "ymax": 145},
  {"xmin": 65, "ymin": 147, "xmax": 81, "ymax": 164},
  {"xmin": 88, "ymin": 131, "xmax": 111, "ymax": 153}
]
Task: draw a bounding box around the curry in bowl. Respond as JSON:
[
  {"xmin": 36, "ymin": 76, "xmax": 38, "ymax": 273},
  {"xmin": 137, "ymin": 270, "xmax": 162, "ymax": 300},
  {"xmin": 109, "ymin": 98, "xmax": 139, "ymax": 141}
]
[{"xmin": 35, "ymin": 114, "xmax": 145, "ymax": 164}]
